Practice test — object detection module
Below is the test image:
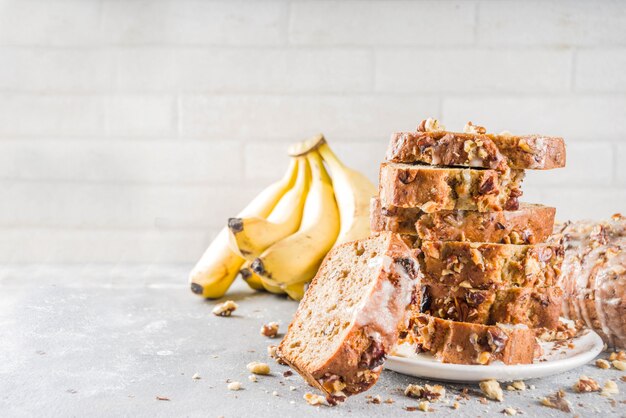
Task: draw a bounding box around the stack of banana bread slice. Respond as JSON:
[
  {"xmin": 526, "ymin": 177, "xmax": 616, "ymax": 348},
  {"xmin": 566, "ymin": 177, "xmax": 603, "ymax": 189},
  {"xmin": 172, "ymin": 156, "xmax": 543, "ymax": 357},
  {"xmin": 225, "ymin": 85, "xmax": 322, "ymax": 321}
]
[{"xmin": 372, "ymin": 118, "xmax": 567, "ymax": 365}]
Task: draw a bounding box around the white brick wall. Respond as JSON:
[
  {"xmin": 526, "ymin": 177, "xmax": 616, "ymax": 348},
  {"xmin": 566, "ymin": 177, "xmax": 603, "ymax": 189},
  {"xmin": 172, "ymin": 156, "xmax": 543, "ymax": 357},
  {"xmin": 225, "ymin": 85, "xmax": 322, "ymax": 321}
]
[{"xmin": 0, "ymin": 0, "xmax": 624, "ymax": 263}]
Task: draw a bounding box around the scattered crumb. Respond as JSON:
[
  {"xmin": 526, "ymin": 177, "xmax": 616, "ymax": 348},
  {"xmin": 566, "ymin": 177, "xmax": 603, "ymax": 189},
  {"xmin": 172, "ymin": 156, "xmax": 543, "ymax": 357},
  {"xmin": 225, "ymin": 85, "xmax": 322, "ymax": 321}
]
[
  {"xmin": 384, "ymin": 398, "xmax": 394, "ymax": 404},
  {"xmin": 621, "ymin": 376, "xmax": 626, "ymax": 383},
  {"xmin": 479, "ymin": 397, "xmax": 489, "ymax": 405},
  {"xmin": 366, "ymin": 395, "xmax": 382, "ymax": 404},
  {"xmin": 529, "ymin": 384, "xmax": 535, "ymax": 390},
  {"xmin": 247, "ymin": 361, "xmax": 271, "ymax": 375},
  {"xmin": 267, "ymin": 345, "xmax": 287, "ymax": 365},
  {"xmin": 404, "ymin": 384, "xmax": 445, "ymax": 402},
  {"xmin": 502, "ymin": 407, "xmax": 517, "ymax": 415},
  {"xmin": 596, "ymin": 359, "xmax": 611, "ymax": 369},
  {"xmin": 601, "ymin": 380, "xmax": 619, "ymax": 397},
  {"xmin": 289, "ymin": 386, "xmax": 296, "ymax": 391},
  {"xmin": 541, "ymin": 390, "xmax": 571, "ymax": 412},
  {"xmin": 404, "ymin": 406, "xmax": 419, "ymax": 412},
  {"xmin": 283, "ymin": 370, "xmax": 293, "ymax": 377},
  {"xmin": 192, "ymin": 373, "xmax": 201, "ymax": 380},
  {"xmin": 612, "ymin": 360, "xmax": 626, "ymax": 371},
  {"xmin": 227, "ymin": 381, "xmax": 242, "ymax": 391},
  {"xmin": 304, "ymin": 392, "xmax": 326, "ymax": 406},
  {"xmin": 417, "ymin": 400, "xmax": 431, "ymax": 412},
  {"xmin": 480, "ymin": 380, "xmax": 503, "ymax": 402},
  {"xmin": 156, "ymin": 396, "xmax": 170, "ymax": 401},
  {"xmin": 452, "ymin": 401, "xmax": 460, "ymax": 409},
  {"xmin": 511, "ymin": 381, "xmax": 525, "ymax": 391},
  {"xmin": 260, "ymin": 322, "xmax": 279, "ymax": 338},
  {"xmin": 212, "ymin": 300, "xmax": 238, "ymax": 317},
  {"xmin": 573, "ymin": 376, "xmax": 600, "ymax": 393},
  {"xmin": 272, "ymin": 391, "xmax": 279, "ymax": 396},
  {"xmin": 248, "ymin": 375, "xmax": 257, "ymax": 383}
]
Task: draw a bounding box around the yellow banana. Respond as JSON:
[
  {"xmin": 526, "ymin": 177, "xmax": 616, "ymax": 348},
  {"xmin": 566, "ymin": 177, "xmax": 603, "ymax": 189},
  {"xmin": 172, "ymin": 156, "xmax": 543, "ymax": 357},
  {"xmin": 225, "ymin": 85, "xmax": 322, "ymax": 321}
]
[
  {"xmin": 283, "ymin": 280, "xmax": 309, "ymax": 301},
  {"xmin": 228, "ymin": 157, "xmax": 310, "ymax": 260},
  {"xmin": 251, "ymin": 151, "xmax": 340, "ymax": 286},
  {"xmin": 318, "ymin": 141, "xmax": 376, "ymax": 244},
  {"xmin": 189, "ymin": 158, "xmax": 298, "ymax": 298},
  {"xmin": 239, "ymin": 261, "xmax": 266, "ymax": 292}
]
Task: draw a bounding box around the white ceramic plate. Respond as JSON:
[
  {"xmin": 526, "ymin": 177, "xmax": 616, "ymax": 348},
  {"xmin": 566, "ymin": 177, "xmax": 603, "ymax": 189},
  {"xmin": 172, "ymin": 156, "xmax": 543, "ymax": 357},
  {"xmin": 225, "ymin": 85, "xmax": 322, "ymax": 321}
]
[{"xmin": 385, "ymin": 329, "xmax": 604, "ymax": 383}]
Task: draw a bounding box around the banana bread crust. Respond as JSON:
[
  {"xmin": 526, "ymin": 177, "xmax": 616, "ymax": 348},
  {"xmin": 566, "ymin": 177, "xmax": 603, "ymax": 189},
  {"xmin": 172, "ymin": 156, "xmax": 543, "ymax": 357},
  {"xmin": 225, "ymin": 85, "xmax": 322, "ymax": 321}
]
[
  {"xmin": 420, "ymin": 283, "xmax": 562, "ymax": 329},
  {"xmin": 278, "ymin": 233, "xmax": 421, "ymax": 402},
  {"xmin": 370, "ymin": 197, "xmax": 555, "ymax": 244},
  {"xmin": 420, "ymin": 240, "xmax": 564, "ymax": 288},
  {"xmin": 410, "ymin": 314, "xmax": 538, "ymax": 365},
  {"xmin": 386, "ymin": 130, "xmax": 566, "ymax": 170},
  {"xmin": 379, "ymin": 162, "xmax": 524, "ymax": 212}
]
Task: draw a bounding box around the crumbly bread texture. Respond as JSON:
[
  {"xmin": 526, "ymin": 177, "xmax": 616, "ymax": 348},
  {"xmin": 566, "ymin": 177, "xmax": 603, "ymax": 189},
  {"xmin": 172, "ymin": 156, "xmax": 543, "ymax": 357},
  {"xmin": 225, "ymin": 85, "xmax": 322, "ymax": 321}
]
[
  {"xmin": 379, "ymin": 162, "xmax": 524, "ymax": 212},
  {"xmin": 370, "ymin": 197, "xmax": 555, "ymax": 244},
  {"xmin": 278, "ymin": 232, "xmax": 421, "ymax": 403},
  {"xmin": 421, "ymin": 240, "xmax": 563, "ymax": 289},
  {"xmin": 386, "ymin": 130, "xmax": 566, "ymax": 170},
  {"xmin": 551, "ymin": 214, "xmax": 626, "ymax": 349},
  {"xmin": 420, "ymin": 283, "xmax": 562, "ymax": 329},
  {"xmin": 410, "ymin": 314, "xmax": 538, "ymax": 365}
]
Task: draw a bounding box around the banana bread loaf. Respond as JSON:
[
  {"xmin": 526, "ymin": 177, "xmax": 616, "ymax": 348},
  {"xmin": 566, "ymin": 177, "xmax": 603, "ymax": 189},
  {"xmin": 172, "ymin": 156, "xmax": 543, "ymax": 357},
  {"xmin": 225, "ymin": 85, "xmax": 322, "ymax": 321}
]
[
  {"xmin": 386, "ymin": 129, "xmax": 566, "ymax": 170},
  {"xmin": 278, "ymin": 232, "xmax": 421, "ymax": 403},
  {"xmin": 379, "ymin": 162, "xmax": 524, "ymax": 212},
  {"xmin": 370, "ymin": 197, "xmax": 555, "ymax": 244},
  {"xmin": 420, "ymin": 283, "xmax": 562, "ymax": 329},
  {"xmin": 552, "ymin": 214, "xmax": 626, "ymax": 349},
  {"xmin": 408, "ymin": 314, "xmax": 538, "ymax": 365},
  {"xmin": 420, "ymin": 240, "xmax": 563, "ymax": 288}
]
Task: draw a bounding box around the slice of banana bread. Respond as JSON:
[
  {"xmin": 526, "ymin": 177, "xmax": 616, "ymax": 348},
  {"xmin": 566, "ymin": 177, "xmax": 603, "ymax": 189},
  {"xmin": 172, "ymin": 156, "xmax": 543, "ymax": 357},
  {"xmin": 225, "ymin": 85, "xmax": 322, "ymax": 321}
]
[
  {"xmin": 379, "ymin": 162, "xmax": 524, "ymax": 212},
  {"xmin": 278, "ymin": 232, "xmax": 421, "ymax": 403},
  {"xmin": 409, "ymin": 314, "xmax": 538, "ymax": 365},
  {"xmin": 421, "ymin": 240, "xmax": 563, "ymax": 288},
  {"xmin": 420, "ymin": 283, "xmax": 562, "ymax": 329},
  {"xmin": 386, "ymin": 129, "xmax": 566, "ymax": 170},
  {"xmin": 370, "ymin": 197, "xmax": 555, "ymax": 244}
]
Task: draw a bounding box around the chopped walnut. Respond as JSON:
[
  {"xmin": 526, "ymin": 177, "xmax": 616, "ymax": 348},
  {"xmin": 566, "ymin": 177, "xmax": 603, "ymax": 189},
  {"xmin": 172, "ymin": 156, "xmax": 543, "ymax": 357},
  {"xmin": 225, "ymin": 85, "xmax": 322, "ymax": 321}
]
[
  {"xmin": 260, "ymin": 322, "xmax": 279, "ymax": 338},
  {"xmin": 612, "ymin": 360, "xmax": 626, "ymax": 371},
  {"xmin": 464, "ymin": 121, "xmax": 487, "ymax": 135},
  {"xmin": 227, "ymin": 381, "xmax": 242, "ymax": 391},
  {"xmin": 212, "ymin": 300, "xmax": 238, "ymax": 317},
  {"xmin": 540, "ymin": 390, "xmax": 570, "ymax": 412},
  {"xmin": 247, "ymin": 361, "xmax": 270, "ymax": 375},
  {"xmin": 477, "ymin": 351, "xmax": 491, "ymax": 365},
  {"xmin": 596, "ymin": 358, "xmax": 611, "ymax": 369},
  {"xmin": 418, "ymin": 400, "xmax": 430, "ymax": 412},
  {"xmin": 573, "ymin": 375, "xmax": 600, "ymax": 393},
  {"xmin": 479, "ymin": 380, "xmax": 503, "ymax": 402},
  {"xmin": 304, "ymin": 392, "xmax": 327, "ymax": 406},
  {"xmin": 417, "ymin": 118, "xmax": 445, "ymax": 133},
  {"xmin": 601, "ymin": 380, "xmax": 619, "ymax": 397},
  {"xmin": 404, "ymin": 383, "xmax": 446, "ymax": 402}
]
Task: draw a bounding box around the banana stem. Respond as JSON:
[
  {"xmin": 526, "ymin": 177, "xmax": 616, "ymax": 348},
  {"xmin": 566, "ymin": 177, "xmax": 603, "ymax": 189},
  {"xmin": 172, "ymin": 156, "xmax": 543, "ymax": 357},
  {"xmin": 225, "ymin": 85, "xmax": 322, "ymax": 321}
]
[{"xmin": 317, "ymin": 142, "xmax": 346, "ymax": 170}]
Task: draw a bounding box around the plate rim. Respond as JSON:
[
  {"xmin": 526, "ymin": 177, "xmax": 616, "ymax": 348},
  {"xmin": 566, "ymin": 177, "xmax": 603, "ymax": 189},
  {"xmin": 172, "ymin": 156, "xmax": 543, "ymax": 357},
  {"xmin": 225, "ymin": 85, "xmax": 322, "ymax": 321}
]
[{"xmin": 385, "ymin": 329, "xmax": 604, "ymax": 382}]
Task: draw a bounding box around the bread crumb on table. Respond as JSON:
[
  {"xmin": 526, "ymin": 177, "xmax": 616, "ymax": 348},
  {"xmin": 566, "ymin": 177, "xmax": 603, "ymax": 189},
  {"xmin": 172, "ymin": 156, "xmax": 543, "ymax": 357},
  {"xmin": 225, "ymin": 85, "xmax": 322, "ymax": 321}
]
[
  {"xmin": 572, "ymin": 375, "xmax": 600, "ymax": 393},
  {"xmin": 227, "ymin": 381, "xmax": 242, "ymax": 391},
  {"xmin": 540, "ymin": 389, "xmax": 570, "ymax": 412},
  {"xmin": 247, "ymin": 361, "xmax": 270, "ymax": 375},
  {"xmin": 601, "ymin": 380, "xmax": 619, "ymax": 397},
  {"xmin": 502, "ymin": 407, "xmax": 517, "ymax": 415},
  {"xmin": 404, "ymin": 383, "xmax": 445, "ymax": 402},
  {"xmin": 303, "ymin": 392, "xmax": 327, "ymax": 406},
  {"xmin": 248, "ymin": 375, "xmax": 257, "ymax": 382},
  {"xmin": 480, "ymin": 380, "xmax": 503, "ymax": 402},
  {"xmin": 191, "ymin": 373, "xmax": 201, "ymax": 380}
]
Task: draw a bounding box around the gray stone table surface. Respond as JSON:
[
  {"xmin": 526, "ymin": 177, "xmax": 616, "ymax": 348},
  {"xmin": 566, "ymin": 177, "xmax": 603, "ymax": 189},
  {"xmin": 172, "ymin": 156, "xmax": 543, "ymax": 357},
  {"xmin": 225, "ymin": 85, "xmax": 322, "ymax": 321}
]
[{"xmin": 0, "ymin": 265, "xmax": 624, "ymax": 418}]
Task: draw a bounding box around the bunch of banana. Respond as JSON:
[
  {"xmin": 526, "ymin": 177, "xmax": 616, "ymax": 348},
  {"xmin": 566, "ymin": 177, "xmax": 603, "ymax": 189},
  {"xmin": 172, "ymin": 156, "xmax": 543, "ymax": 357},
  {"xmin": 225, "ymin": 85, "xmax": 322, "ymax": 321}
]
[{"xmin": 189, "ymin": 135, "xmax": 376, "ymax": 300}]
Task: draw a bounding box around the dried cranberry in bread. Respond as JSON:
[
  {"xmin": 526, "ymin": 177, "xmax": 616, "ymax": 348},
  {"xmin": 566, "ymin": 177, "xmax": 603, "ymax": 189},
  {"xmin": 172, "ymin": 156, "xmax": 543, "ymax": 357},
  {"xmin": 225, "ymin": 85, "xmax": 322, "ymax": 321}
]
[
  {"xmin": 370, "ymin": 197, "xmax": 555, "ymax": 244},
  {"xmin": 386, "ymin": 129, "xmax": 566, "ymax": 170},
  {"xmin": 379, "ymin": 162, "xmax": 524, "ymax": 212},
  {"xmin": 409, "ymin": 314, "xmax": 538, "ymax": 365},
  {"xmin": 551, "ymin": 214, "xmax": 626, "ymax": 349},
  {"xmin": 278, "ymin": 232, "xmax": 421, "ymax": 403},
  {"xmin": 421, "ymin": 240, "xmax": 563, "ymax": 288},
  {"xmin": 421, "ymin": 283, "xmax": 562, "ymax": 329}
]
